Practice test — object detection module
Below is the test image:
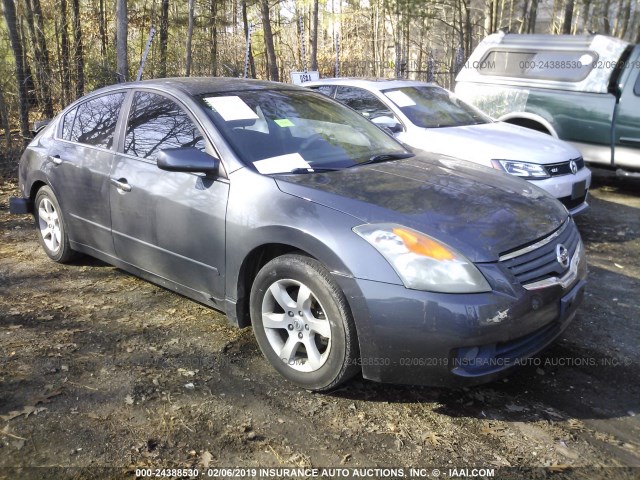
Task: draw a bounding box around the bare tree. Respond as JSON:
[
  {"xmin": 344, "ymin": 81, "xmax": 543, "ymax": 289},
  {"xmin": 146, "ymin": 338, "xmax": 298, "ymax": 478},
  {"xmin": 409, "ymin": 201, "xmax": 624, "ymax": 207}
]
[
  {"xmin": 60, "ymin": 0, "xmax": 71, "ymax": 103},
  {"xmin": 310, "ymin": 0, "xmax": 319, "ymax": 71},
  {"xmin": 116, "ymin": 0, "xmax": 129, "ymax": 82},
  {"xmin": 242, "ymin": 0, "xmax": 256, "ymax": 78},
  {"xmin": 209, "ymin": 0, "xmax": 218, "ymax": 76},
  {"xmin": 261, "ymin": 0, "xmax": 279, "ymax": 81},
  {"xmin": 186, "ymin": 0, "xmax": 195, "ymax": 76},
  {"xmin": 562, "ymin": 0, "xmax": 575, "ymax": 33},
  {"xmin": 2, "ymin": 0, "xmax": 30, "ymax": 143},
  {"xmin": 23, "ymin": 0, "xmax": 54, "ymax": 118},
  {"xmin": 72, "ymin": 0, "xmax": 84, "ymax": 97},
  {"xmin": 159, "ymin": 0, "xmax": 169, "ymax": 78}
]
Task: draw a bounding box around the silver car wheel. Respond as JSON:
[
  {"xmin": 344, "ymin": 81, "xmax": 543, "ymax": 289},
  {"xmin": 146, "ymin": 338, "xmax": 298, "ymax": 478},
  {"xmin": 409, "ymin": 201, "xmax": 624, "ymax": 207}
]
[
  {"xmin": 261, "ymin": 278, "xmax": 332, "ymax": 372},
  {"xmin": 38, "ymin": 198, "xmax": 61, "ymax": 254}
]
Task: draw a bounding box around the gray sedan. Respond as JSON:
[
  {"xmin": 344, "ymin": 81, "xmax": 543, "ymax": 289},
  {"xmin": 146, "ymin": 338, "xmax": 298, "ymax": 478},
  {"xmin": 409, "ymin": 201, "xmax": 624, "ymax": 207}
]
[{"xmin": 10, "ymin": 78, "xmax": 587, "ymax": 391}]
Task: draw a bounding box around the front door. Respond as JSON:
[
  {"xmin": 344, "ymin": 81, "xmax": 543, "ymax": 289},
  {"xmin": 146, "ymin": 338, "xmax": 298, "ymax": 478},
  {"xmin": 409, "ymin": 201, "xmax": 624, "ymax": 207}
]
[{"xmin": 109, "ymin": 90, "xmax": 229, "ymax": 300}]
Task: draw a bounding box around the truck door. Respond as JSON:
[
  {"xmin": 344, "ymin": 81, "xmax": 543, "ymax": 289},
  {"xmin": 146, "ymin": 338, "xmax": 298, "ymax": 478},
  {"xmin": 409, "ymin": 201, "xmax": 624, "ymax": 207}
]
[{"xmin": 614, "ymin": 47, "xmax": 640, "ymax": 170}]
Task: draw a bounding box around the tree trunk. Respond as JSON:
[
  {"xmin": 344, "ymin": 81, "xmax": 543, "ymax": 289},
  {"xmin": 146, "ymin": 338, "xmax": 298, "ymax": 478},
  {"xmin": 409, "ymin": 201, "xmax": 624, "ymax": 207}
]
[
  {"xmin": 0, "ymin": 86, "xmax": 12, "ymax": 150},
  {"xmin": 562, "ymin": 0, "xmax": 575, "ymax": 33},
  {"xmin": 209, "ymin": 0, "xmax": 218, "ymax": 76},
  {"xmin": 116, "ymin": 0, "xmax": 128, "ymax": 82},
  {"xmin": 519, "ymin": 0, "xmax": 529, "ymax": 33},
  {"xmin": 310, "ymin": 0, "xmax": 319, "ymax": 71},
  {"xmin": 261, "ymin": 0, "xmax": 279, "ymax": 81},
  {"xmin": 24, "ymin": 0, "xmax": 54, "ymax": 117},
  {"xmin": 99, "ymin": 0, "xmax": 108, "ymax": 58},
  {"xmin": 242, "ymin": 0, "xmax": 256, "ymax": 78},
  {"xmin": 31, "ymin": 0, "xmax": 55, "ymax": 116},
  {"xmin": 581, "ymin": 0, "xmax": 591, "ymax": 33},
  {"xmin": 601, "ymin": 0, "xmax": 612, "ymax": 34},
  {"xmin": 2, "ymin": 0, "xmax": 30, "ymax": 144},
  {"xmin": 60, "ymin": 0, "xmax": 71, "ymax": 103},
  {"xmin": 528, "ymin": 0, "xmax": 538, "ymax": 32},
  {"xmin": 159, "ymin": 0, "xmax": 169, "ymax": 78},
  {"xmin": 616, "ymin": 0, "xmax": 632, "ymax": 38},
  {"xmin": 186, "ymin": 0, "xmax": 195, "ymax": 76},
  {"xmin": 72, "ymin": 0, "xmax": 84, "ymax": 97}
]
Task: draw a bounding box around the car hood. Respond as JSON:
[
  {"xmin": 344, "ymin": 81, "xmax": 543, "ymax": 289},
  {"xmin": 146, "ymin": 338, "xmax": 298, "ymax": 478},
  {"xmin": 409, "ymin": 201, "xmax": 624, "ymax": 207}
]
[
  {"xmin": 274, "ymin": 153, "xmax": 568, "ymax": 263},
  {"xmin": 399, "ymin": 121, "xmax": 581, "ymax": 166}
]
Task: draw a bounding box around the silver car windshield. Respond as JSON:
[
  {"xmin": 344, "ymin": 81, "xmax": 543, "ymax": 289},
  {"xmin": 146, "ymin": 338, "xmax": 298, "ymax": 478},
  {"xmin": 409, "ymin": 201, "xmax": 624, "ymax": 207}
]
[
  {"xmin": 198, "ymin": 89, "xmax": 410, "ymax": 174},
  {"xmin": 381, "ymin": 86, "xmax": 491, "ymax": 128}
]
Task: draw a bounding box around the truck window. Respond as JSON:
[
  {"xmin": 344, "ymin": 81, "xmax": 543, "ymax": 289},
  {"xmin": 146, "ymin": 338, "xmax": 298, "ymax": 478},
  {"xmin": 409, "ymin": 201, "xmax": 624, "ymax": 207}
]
[{"xmin": 478, "ymin": 50, "xmax": 596, "ymax": 82}]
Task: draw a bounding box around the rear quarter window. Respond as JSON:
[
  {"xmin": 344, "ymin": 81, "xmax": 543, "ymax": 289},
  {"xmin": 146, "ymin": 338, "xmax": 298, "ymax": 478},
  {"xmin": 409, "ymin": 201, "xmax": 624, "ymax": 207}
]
[{"xmin": 478, "ymin": 50, "xmax": 597, "ymax": 82}]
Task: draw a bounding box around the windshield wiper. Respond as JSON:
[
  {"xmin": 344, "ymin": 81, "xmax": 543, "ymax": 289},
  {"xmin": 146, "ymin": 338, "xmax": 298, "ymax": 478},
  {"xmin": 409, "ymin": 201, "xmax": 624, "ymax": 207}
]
[
  {"xmin": 288, "ymin": 167, "xmax": 341, "ymax": 174},
  {"xmin": 349, "ymin": 152, "xmax": 414, "ymax": 168}
]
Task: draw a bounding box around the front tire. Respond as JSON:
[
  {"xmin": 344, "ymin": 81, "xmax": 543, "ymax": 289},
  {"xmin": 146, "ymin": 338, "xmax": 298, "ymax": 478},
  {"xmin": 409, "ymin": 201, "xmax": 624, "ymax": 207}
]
[
  {"xmin": 250, "ymin": 254, "xmax": 360, "ymax": 391},
  {"xmin": 34, "ymin": 186, "xmax": 78, "ymax": 263}
]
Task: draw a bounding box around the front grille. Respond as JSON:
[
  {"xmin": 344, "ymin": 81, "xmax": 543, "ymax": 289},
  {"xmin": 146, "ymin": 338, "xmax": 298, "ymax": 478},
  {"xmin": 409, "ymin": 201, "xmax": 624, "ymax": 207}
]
[
  {"xmin": 545, "ymin": 157, "xmax": 584, "ymax": 177},
  {"xmin": 500, "ymin": 221, "xmax": 580, "ymax": 285},
  {"xmin": 558, "ymin": 192, "xmax": 588, "ymax": 211}
]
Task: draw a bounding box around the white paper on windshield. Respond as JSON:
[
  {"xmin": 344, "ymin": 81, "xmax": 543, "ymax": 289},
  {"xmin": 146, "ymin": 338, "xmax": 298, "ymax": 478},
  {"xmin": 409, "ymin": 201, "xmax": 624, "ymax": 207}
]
[
  {"xmin": 254, "ymin": 153, "xmax": 311, "ymax": 174},
  {"xmin": 384, "ymin": 90, "xmax": 416, "ymax": 107},
  {"xmin": 202, "ymin": 96, "xmax": 259, "ymax": 121}
]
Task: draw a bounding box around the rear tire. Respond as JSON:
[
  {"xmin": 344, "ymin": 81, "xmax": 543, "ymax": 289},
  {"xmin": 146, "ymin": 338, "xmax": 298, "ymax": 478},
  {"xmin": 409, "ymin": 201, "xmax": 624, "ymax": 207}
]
[
  {"xmin": 34, "ymin": 186, "xmax": 78, "ymax": 263},
  {"xmin": 250, "ymin": 254, "xmax": 360, "ymax": 391}
]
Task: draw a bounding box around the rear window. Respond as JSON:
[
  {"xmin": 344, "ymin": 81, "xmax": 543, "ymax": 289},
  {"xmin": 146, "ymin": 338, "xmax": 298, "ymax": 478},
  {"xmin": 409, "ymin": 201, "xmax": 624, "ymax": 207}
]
[{"xmin": 478, "ymin": 50, "xmax": 597, "ymax": 82}]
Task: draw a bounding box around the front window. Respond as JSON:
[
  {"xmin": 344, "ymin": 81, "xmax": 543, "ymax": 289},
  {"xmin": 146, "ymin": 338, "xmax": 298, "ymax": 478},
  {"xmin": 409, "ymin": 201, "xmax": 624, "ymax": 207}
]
[
  {"xmin": 124, "ymin": 91, "xmax": 205, "ymax": 161},
  {"xmin": 381, "ymin": 86, "xmax": 490, "ymax": 128},
  {"xmin": 197, "ymin": 89, "xmax": 409, "ymax": 174}
]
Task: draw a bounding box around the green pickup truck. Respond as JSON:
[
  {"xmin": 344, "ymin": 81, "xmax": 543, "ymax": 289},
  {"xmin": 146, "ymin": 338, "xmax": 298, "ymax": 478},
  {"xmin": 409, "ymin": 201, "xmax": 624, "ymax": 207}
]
[{"xmin": 455, "ymin": 33, "xmax": 640, "ymax": 175}]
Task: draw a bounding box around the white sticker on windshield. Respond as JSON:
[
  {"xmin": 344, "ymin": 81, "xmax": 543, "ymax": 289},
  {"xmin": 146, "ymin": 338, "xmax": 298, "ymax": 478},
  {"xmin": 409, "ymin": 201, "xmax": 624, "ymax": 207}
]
[
  {"xmin": 384, "ymin": 90, "xmax": 416, "ymax": 107},
  {"xmin": 202, "ymin": 96, "xmax": 259, "ymax": 122},
  {"xmin": 254, "ymin": 153, "xmax": 311, "ymax": 174}
]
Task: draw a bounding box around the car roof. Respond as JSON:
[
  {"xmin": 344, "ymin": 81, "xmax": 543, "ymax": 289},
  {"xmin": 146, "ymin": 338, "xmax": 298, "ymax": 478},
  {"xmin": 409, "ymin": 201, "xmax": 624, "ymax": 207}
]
[
  {"xmin": 84, "ymin": 77, "xmax": 305, "ymax": 98},
  {"xmin": 303, "ymin": 78, "xmax": 439, "ymax": 91}
]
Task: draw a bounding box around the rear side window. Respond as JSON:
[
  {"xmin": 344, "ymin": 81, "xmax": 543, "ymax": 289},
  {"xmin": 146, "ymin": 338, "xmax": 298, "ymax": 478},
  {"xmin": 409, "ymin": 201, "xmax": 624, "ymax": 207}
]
[
  {"xmin": 311, "ymin": 85, "xmax": 336, "ymax": 97},
  {"xmin": 478, "ymin": 50, "xmax": 596, "ymax": 82},
  {"xmin": 61, "ymin": 107, "xmax": 78, "ymax": 140},
  {"xmin": 124, "ymin": 91, "xmax": 205, "ymax": 160},
  {"xmin": 67, "ymin": 93, "xmax": 125, "ymax": 148}
]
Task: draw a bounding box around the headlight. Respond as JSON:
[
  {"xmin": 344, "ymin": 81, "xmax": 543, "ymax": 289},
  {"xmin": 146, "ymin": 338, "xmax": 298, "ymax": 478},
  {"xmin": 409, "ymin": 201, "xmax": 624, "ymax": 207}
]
[
  {"xmin": 353, "ymin": 224, "xmax": 491, "ymax": 293},
  {"xmin": 491, "ymin": 160, "xmax": 550, "ymax": 179}
]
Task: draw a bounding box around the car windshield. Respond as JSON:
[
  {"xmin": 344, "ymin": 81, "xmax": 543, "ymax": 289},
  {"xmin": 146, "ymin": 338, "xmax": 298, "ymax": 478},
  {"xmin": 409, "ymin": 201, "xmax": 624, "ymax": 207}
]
[
  {"xmin": 381, "ymin": 86, "xmax": 491, "ymax": 128},
  {"xmin": 197, "ymin": 89, "xmax": 410, "ymax": 174}
]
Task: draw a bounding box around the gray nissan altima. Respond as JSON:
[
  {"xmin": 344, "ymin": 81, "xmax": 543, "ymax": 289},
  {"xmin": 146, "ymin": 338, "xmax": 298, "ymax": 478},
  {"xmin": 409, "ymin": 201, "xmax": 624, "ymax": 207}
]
[{"xmin": 10, "ymin": 78, "xmax": 587, "ymax": 391}]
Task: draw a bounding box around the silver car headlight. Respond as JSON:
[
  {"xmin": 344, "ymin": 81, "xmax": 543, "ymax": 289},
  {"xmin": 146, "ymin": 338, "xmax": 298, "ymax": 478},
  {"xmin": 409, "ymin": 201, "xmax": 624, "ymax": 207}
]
[
  {"xmin": 353, "ymin": 224, "xmax": 491, "ymax": 293},
  {"xmin": 491, "ymin": 160, "xmax": 550, "ymax": 179}
]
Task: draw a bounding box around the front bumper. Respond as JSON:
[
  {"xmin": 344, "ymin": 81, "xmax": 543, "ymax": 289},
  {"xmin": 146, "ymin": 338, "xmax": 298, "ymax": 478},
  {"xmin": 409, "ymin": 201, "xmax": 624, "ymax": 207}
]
[
  {"xmin": 334, "ymin": 254, "xmax": 587, "ymax": 387},
  {"xmin": 530, "ymin": 167, "xmax": 592, "ymax": 216}
]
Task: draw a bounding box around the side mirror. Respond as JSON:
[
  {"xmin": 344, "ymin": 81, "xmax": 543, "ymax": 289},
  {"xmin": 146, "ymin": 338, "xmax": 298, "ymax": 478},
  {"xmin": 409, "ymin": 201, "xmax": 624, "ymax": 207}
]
[
  {"xmin": 157, "ymin": 147, "xmax": 219, "ymax": 175},
  {"xmin": 372, "ymin": 115, "xmax": 403, "ymax": 134}
]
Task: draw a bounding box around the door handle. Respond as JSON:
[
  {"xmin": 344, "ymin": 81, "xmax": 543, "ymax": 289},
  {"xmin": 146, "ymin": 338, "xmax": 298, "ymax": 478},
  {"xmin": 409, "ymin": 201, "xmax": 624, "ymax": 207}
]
[
  {"xmin": 110, "ymin": 178, "xmax": 132, "ymax": 192},
  {"xmin": 48, "ymin": 154, "xmax": 63, "ymax": 165}
]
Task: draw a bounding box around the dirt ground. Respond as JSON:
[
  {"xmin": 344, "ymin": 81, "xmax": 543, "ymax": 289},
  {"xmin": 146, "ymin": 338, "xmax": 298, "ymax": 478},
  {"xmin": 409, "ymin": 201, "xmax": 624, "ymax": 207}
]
[{"xmin": 1, "ymin": 167, "xmax": 639, "ymax": 479}]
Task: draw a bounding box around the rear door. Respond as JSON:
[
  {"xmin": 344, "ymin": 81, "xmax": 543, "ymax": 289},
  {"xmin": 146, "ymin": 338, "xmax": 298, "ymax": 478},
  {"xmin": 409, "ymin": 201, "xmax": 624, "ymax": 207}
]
[
  {"xmin": 109, "ymin": 90, "xmax": 229, "ymax": 300},
  {"xmin": 49, "ymin": 91, "xmax": 127, "ymax": 256}
]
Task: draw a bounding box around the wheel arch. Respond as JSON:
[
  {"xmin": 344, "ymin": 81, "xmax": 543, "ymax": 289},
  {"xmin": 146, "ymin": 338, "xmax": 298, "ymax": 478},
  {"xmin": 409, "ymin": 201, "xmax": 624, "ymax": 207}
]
[
  {"xmin": 499, "ymin": 112, "xmax": 558, "ymax": 137},
  {"xmin": 230, "ymin": 228, "xmax": 357, "ymax": 329}
]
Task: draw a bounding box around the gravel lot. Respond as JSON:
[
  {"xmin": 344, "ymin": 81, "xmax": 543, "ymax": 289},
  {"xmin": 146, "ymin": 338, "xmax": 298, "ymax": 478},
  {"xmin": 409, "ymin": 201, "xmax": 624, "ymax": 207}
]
[{"xmin": 0, "ymin": 167, "xmax": 639, "ymax": 479}]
